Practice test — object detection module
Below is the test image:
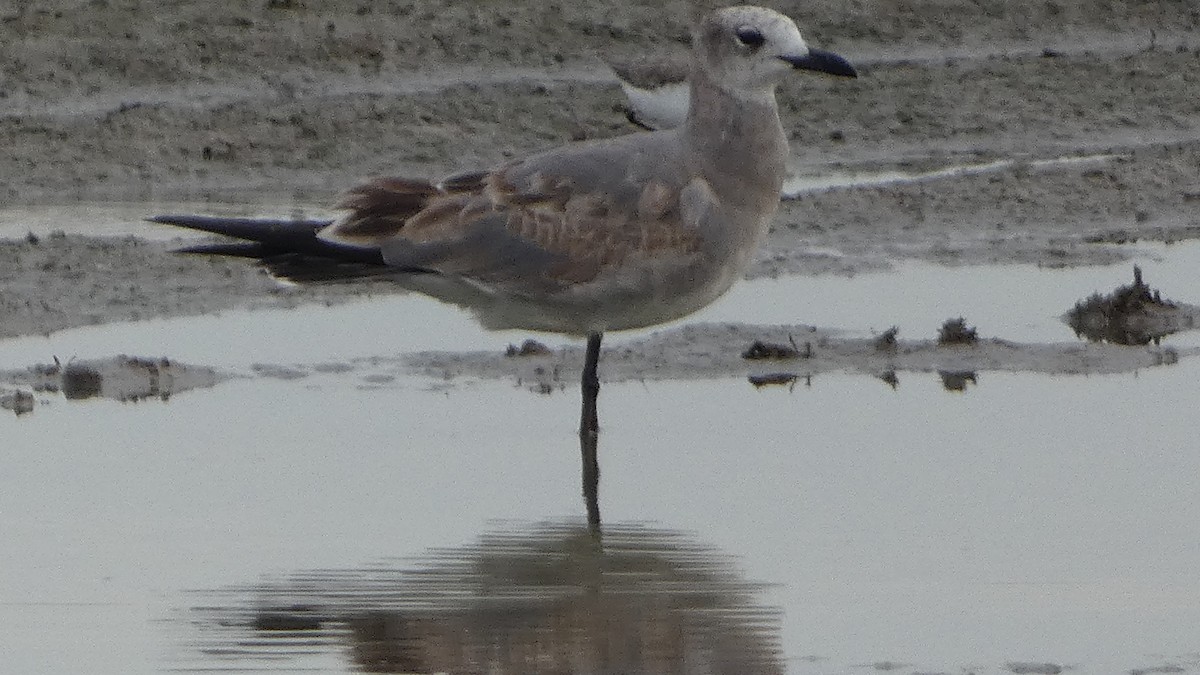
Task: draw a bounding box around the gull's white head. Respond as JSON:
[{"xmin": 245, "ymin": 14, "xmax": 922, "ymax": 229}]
[{"xmin": 694, "ymin": 5, "xmax": 856, "ymax": 95}]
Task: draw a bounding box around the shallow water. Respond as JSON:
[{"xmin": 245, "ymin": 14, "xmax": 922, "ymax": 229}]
[
  {"xmin": 2, "ymin": 225, "xmax": 1200, "ymax": 673},
  {"xmin": 4, "ymin": 364, "xmax": 1199, "ymax": 674},
  {"xmin": 0, "ymin": 238, "xmax": 1196, "ymax": 371}
]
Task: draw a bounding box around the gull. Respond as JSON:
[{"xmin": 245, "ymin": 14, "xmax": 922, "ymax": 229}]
[{"xmin": 151, "ymin": 6, "xmax": 856, "ymax": 456}]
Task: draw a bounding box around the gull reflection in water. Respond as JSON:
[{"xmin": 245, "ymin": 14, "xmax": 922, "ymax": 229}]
[{"xmin": 189, "ymin": 522, "xmax": 781, "ymax": 674}]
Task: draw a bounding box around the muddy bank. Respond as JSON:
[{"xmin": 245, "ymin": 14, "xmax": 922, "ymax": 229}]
[
  {"xmin": 4, "ymin": 0, "xmax": 1198, "ymax": 212},
  {"xmin": 401, "ymin": 321, "xmax": 1200, "ymax": 391},
  {"xmin": 7, "ymin": 318, "xmax": 1196, "ymax": 416},
  {"xmin": 0, "ymin": 232, "xmax": 396, "ymax": 340}
]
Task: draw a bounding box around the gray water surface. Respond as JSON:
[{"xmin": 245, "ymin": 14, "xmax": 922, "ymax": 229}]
[{"xmin": 4, "ymin": 365, "xmax": 1199, "ymax": 674}]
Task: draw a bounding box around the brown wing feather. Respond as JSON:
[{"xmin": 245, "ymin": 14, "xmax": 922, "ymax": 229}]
[
  {"xmin": 437, "ymin": 170, "xmax": 490, "ymax": 193},
  {"xmin": 492, "ymin": 170, "xmax": 700, "ymax": 284},
  {"xmin": 335, "ymin": 177, "xmax": 438, "ymax": 217},
  {"xmin": 401, "ymin": 196, "xmax": 478, "ymax": 243},
  {"xmin": 322, "ymin": 177, "xmax": 440, "ymax": 246},
  {"xmin": 322, "ymin": 165, "xmax": 700, "ymax": 285}
]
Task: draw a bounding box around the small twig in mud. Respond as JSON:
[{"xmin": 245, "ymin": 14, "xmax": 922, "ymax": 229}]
[
  {"xmin": 742, "ymin": 335, "xmax": 810, "ymax": 360},
  {"xmin": 505, "ymin": 339, "xmax": 552, "ymax": 357},
  {"xmin": 937, "ymin": 317, "xmax": 978, "ymax": 345},
  {"xmin": 874, "ymin": 326, "xmax": 899, "ymax": 352}
]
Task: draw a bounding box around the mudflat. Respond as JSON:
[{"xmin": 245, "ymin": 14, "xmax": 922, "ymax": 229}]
[{"xmin": 2, "ymin": 0, "xmax": 1198, "ymax": 360}]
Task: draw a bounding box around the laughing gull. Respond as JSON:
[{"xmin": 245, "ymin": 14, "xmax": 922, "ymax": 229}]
[{"xmin": 151, "ymin": 6, "xmax": 856, "ymax": 447}]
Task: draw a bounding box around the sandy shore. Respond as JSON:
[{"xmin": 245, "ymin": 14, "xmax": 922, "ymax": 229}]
[{"xmin": 2, "ymin": 0, "xmax": 1199, "ymax": 377}]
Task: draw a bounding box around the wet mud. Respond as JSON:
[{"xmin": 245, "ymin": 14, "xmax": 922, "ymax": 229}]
[{"xmin": 2, "ymin": 0, "xmax": 1200, "ymax": 346}]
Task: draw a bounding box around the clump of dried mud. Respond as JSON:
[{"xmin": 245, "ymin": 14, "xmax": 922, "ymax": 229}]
[{"xmin": 1066, "ymin": 266, "xmax": 1200, "ymax": 345}]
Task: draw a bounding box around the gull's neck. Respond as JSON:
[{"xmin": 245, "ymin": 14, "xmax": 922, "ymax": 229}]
[{"xmin": 683, "ymin": 67, "xmax": 788, "ymax": 207}]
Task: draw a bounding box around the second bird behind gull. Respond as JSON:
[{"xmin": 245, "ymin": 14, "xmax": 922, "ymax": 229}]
[{"xmin": 150, "ymin": 6, "xmax": 857, "ymax": 454}]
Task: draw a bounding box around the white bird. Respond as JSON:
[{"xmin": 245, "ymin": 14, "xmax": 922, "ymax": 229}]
[{"xmin": 151, "ymin": 5, "xmax": 856, "ymax": 451}]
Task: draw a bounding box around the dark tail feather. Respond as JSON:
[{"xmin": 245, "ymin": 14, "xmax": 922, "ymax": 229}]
[
  {"xmin": 149, "ymin": 214, "xmax": 398, "ymax": 282},
  {"xmin": 147, "ymin": 214, "xmax": 332, "ymax": 240}
]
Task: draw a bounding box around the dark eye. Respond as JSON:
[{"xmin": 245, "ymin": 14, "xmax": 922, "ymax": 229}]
[{"xmin": 734, "ymin": 26, "xmax": 765, "ymax": 49}]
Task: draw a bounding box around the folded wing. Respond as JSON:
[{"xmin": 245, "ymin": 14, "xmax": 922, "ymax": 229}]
[{"xmin": 319, "ymin": 132, "xmax": 703, "ymax": 289}]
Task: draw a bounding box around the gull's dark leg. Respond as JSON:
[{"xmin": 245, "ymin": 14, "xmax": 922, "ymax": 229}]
[{"xmin": 580, "ymin": 331, "xmax": 602, "ymax": 532}]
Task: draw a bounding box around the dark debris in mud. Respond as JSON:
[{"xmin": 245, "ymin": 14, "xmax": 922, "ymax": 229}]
[
  {"xmin": 1066, "ymin": 265, "xmax": 1193, "ymax": 345},
  {"xmin": 505, "ymin": 339, "xmax": 553, "ymax": 357},
  {"xmin": 742, "ymin": 337, "xmax": 811, "ymax": 360},
  {"xmin": 62, "ymin": 362, "xmax": 105, "ymax": 399},
  {"xmin": 874, "ymin": 326, "xmax": 900, "ymax": 352},
  {"xmin": 937, "ymin": 317, "xmax": 978, "ymax": 346}
]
